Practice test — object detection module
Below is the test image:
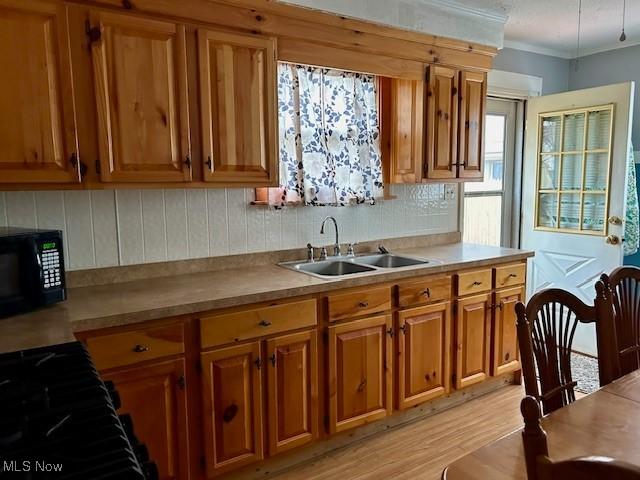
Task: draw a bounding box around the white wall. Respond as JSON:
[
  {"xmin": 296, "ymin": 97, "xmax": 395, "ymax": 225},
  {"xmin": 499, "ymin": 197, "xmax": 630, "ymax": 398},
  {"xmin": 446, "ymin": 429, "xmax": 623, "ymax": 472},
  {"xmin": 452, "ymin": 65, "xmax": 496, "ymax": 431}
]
[{"xmin": 0, "ymin": 185, "xmax": 458, "ymax": 271}]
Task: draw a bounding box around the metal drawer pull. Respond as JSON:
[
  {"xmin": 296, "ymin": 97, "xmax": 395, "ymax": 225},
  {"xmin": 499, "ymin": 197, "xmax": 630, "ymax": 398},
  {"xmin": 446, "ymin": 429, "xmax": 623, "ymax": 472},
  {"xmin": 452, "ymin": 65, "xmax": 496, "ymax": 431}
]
[
  {"xmin": 421, "ymin": 288, "xmax": 431, "ymax": 297},
  {"xmin": 357, "ymin": 378, "xmax": 367, "ymax": 392},
  {"xmin": 359, "ymin": 301, "xmax": 369, "ymax": 308},
  {"xmin": 258, "ymin": 319, "xmax": 272, "ymax": 327},
  {"xmin": 472, "ymin": 281, "xmax": 483, "ymax": 286},
  {"xmin": 132, "ymin": 344, "xmax": 149, "ymax": 353}
]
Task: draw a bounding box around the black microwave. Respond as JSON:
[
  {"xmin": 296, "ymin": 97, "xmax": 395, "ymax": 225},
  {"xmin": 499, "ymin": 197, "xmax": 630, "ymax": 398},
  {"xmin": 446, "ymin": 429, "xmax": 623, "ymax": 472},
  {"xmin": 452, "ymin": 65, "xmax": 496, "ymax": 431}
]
[{"xmin": 0, "ymin": 227, "xmax": 66, "ymax": 318}]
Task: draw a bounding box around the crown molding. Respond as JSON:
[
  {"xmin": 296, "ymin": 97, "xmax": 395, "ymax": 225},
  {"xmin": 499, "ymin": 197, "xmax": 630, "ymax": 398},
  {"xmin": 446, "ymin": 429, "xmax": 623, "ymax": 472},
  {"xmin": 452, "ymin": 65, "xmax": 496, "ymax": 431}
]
[
  {"xmin": 415, "ymin": 0, "xmax": 509, "ymax": 23},
  {"xmin": 503, "ymin": 37, "xmax": 640, "ymax": 60}
]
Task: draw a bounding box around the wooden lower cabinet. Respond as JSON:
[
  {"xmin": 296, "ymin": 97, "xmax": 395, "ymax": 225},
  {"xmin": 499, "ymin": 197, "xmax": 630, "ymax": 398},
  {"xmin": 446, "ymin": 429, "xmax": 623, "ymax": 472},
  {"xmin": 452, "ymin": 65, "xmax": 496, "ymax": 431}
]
[
  {"xmin": 491, "ymin": 286, "xmax": 524, "ymax": 376},
  {"xmin": 454, "ymin": 293, "xmax": 492, "ymax": 389},
  {"xmin": 201, "ymin": 342, "xmax": 263, "ymax": 478},
  {"xmin": 328, "ymin": 315, "xmax": 393, "ymax": 434},
  {"xmin": 103, "ymin": 359, "xmax": 188, "ymax": 480},
  {"xmin": 397, "ymin": 301, "xmax": 452, "ymax": 409},
  {"xmin": 266, "ymin": 330, "xmax": 319, "ymax": 455}
]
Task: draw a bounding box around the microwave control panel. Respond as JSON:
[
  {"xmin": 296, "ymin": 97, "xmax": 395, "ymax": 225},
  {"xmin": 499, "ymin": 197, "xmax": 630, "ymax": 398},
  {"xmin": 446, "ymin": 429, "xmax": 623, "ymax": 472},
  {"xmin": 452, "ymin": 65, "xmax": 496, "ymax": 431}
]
[{"xmin": 39, "ymin": 240, "xmax": 62, "ymax": 289}]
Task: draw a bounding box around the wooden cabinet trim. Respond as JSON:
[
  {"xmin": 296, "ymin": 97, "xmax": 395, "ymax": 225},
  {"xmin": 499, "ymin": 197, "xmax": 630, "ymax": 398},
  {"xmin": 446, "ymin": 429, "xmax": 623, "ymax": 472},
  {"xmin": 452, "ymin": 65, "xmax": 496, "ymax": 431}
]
[
  {"xmin": 200, "ymin": 341, "xmax": 264, "ymax": 477},
  {"xmin": 328, "ymin": 314, "xmax": 393, "ymax": 434},
  {"xmin": 458, "ymin": 70, "xmax": 487, "ymax": 180},
  {"xmin": 425, "ymin": 65, "xmax": 459, "ymax": 180},
  {"xmin": 266, "ymin": 329, "xmax": 319, "ymax": 455},
  {"xmin": 85, "ymin": 322, "xmax": 185, "ymax": 371},
  {"xmin": 326, "ymin": 286, "xmax": 392, "ymax": 322},
  {"xmin": 398, "ymin": 275, "xmax": 452, "ymax": 308},
  {"xmin": 90, "ymin": 11, "xmax": 191, "ymax": 183},
  {"xmin": 456, "ymin": 268, "xmax": 493, "ymax": 296},
  {"xmin": 493, "ymin": 262, "xmax": 527, "ymax": 289},
  {"xmin": 198, "ymin": 28, "xmax": 278, "ymax": 186},
  {"xmin": 200, "ymin": 298, "xmax": 317, "ymax": 348},
  {"xmin": 454, "ymin": 292, "xmax": 491, "ymax": 389},
  {"xmin": 397, "ymin": 301, "xmax": 452, "ymax": 409},
  {"xmin": 491, "ymin": 286, "xmax": 523, "ymax": 376},
  {"xmin": 103, "ymin": 358, "xmax": 189, "ymax": 480},
  {"xmin": 0, "ymin": 1, "xmax": 81, "ymax": 183}
]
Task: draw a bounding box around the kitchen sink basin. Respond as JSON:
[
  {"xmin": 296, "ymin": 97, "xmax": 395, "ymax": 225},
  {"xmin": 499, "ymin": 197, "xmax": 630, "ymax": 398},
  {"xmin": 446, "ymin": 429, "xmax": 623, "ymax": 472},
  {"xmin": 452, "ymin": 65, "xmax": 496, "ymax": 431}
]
[
  {"xmin": 287, "ymin": 260, "xmax": 376, "ymax": 278},
  {"xmin": 280, "ymin": 251, "xmax": 438, "ymax": 279},
  {"xmin": 350, "ymin": 253, "xmax": 431, "ymax": 268}
]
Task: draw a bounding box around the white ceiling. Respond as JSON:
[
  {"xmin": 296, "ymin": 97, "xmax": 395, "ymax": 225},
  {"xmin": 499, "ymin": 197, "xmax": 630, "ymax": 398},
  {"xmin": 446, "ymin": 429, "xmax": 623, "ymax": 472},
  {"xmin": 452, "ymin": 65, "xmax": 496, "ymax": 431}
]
[
  {"xmin": 283, "ymin": 0, "xmax": 639, "ymax": 58},
  {"xmin": 504, "ymin": 0, "xmax": 640, "ymax": 58}
]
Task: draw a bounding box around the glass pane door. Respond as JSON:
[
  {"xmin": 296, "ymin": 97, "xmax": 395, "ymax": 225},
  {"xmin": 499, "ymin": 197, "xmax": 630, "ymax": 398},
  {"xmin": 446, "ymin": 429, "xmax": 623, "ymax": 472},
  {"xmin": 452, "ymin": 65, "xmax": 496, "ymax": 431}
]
[{"xmin": 464, "ymin": 98, "xmax": 518, "ymax": 246}]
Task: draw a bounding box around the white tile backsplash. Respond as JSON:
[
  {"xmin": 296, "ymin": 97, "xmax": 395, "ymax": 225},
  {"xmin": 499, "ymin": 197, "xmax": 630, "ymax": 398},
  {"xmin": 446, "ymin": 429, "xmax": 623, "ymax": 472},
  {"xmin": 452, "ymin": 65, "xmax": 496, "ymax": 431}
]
[{"xmin": 0, "ymin": 184, "xmax": 459, "ymax": 270}]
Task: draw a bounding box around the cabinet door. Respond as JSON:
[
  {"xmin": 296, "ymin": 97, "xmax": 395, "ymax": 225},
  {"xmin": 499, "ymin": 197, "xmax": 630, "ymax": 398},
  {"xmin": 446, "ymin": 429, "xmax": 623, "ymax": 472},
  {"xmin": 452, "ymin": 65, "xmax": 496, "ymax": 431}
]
[
  {"xmin": 0, "ymin": 1, "xmax": 80, "ymax": 183},
  {"xmin": 103, "ymin": 359, "xmax": 188, "ymax": 480},
  {"xmin": 425, "ymin": 65, "xmax": 458, "ymax": 180},
  {"xmin": 397, "ymin": 302, "xmax": 452, "ymax": 409},
  {"xmin": 198, "ymin": 29, "xmax": 277, "ymax": 185},
  {"xmin": 458, "ymin": 70, "xmax": 487, "ymax": 180},
  {"xmin": 328, "ymin": 315, "xmax": 392, "ymax": 434},
  {"xmin": 201, "ymin": 342, "xmax": 263, "ymax": 477},
  {"xmin": 492, "ymin": 286, "xmax": 523, "ymax": 376},
  {"xmin": 388, "ymin": 78, "xmax": 424, "ymax": 183},
  {"xmin": 455, "ymin": 293, "xmax": 491, "ymax": 389},
  {"xmin": 90, "ymin": 11, "xmax": 191, "ymax": 183},
  {"xmin": 266, "ymin": 330, "xmax": 318, "ymax": 455}
]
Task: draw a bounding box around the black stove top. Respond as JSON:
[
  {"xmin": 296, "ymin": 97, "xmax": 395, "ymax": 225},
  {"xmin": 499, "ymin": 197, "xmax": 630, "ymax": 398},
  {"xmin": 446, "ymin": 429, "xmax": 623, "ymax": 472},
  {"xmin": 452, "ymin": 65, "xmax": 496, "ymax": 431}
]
[{"xmin": 0, "ymin": 342, "xmax": 157, "ymax": 479}]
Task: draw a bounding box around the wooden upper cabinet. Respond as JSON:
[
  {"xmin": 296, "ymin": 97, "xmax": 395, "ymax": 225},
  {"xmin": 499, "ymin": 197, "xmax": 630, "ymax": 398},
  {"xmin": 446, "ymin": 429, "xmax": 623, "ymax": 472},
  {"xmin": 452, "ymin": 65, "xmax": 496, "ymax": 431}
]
[
  {"xmin": 266, "ymin": 330, "xmax": 319, "ymax": 455},
  {"xmin": 103, "ymin": 359, "xmax": 188, "ymax": 480},
  {"xmin": 201, "ymin": 342, "xmax": 263, "ymax": 478},
  {"xmin": 388, "ymin": 78, "xmax": 424, "ymax": 183},
  {"xmin": 198, "ymin": 29, "xmax": 277, "ymax": 185},
  {"xmin": 90, "ymin": 11, "xmax": 191, "ymax": 183},
  {"xmin": 328, "ymin": 315, "xmax": 393, "ymax": 434},
  {"xmin": 0, "ymin": 2, "xmax": 80, "ymax": 183},
  {"xmin": 425, "ymin": 65, "xmax": 458, "ymax": 180},
  {"xmin": 491, "ymin": 286, "xmax": 523, "ymax": 376},
  {"xmin": 458, "ymin": 70, "xmax": 487, "ymax": 180},
  {"xmin": 397, "ymin": 301, "xmax": 452, "ymax": 409},
  {"xmin": 454, "ymin": 292, "xmax": 491, "ymax": 389}
]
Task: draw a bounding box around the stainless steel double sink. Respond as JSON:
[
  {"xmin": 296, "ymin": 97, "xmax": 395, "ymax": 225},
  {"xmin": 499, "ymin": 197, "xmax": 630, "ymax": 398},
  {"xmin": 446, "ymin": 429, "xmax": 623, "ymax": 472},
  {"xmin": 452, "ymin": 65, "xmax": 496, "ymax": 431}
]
[{"xmin": 279, "ymin": 253, "xmax": 439, "ymax": 279}]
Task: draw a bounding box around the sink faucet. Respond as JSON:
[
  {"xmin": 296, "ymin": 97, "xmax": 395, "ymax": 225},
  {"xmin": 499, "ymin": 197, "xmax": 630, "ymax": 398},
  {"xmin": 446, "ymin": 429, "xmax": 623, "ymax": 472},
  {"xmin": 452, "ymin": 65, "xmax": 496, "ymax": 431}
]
[{"xmin": 320, "ymin": 216, "xmax": 341, "ymax": 256}]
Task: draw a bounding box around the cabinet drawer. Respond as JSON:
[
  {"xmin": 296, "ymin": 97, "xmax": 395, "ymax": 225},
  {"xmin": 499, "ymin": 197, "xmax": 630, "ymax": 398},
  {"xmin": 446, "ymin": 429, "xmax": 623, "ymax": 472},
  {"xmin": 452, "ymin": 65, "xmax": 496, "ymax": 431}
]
[
  {"xmin": 327, "ymin": 286, "xmax": 392, "ymax": 322},
  {"xmin": 398, "ymin": 276, "xmax": 452, "ymax": 308},
  {"xmin": 200, "ymin": 299, "xmax": 317, "ymax": 349},
  {"xmin": 494, "ymin": 263, "xmax": 526, "ymax": 289},
  {"xmin": 85, "ymin": 323, "xmax": 185, "ymax": 371},
  {"xmin": 456, "ymin": 269, "xmax": 492, "ymax": 296}
]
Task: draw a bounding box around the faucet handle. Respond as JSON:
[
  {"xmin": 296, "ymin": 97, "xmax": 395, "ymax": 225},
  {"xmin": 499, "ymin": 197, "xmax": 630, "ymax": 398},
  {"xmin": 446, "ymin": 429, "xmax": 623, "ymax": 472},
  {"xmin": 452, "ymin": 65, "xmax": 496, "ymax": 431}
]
[
  {"xmin": 306, "ymin": 243, "xmax": 315, "ymax": 263},
  {"xmin": 320, "ymin": 246, "xmax": 328, "ymax": 261},
  {"xmin": 378, "ymin": 244, "xmax": 389, "ymax": 254},
  {"xmin": 347, "ymin": 242, "xmax": 358, "ymax": 257}
]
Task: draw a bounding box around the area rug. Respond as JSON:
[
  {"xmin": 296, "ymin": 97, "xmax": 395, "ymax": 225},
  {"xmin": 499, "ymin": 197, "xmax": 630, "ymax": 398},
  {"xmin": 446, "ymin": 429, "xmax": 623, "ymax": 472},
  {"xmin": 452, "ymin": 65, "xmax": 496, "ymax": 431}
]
[{"xmin": 571, "ymin": 352, "xmax": 599, "ymax": 395}]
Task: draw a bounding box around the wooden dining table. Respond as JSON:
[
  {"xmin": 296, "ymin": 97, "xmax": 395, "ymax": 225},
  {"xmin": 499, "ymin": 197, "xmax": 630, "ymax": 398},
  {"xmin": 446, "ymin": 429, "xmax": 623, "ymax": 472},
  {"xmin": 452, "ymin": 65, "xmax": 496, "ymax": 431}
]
[{"xmin": 443, "ymin": 370, "xmax": 640, "ymax": 479}]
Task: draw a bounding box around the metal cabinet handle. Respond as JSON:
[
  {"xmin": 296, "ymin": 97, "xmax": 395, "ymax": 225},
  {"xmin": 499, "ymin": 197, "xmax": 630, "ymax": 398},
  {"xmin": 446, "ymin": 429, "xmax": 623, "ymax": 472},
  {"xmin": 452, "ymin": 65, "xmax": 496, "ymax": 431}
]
[
  {"xmin": 254, "ymin": 358, "xmax": 263, "ymax": 370},
  {"xmin": 421, "ymin": 288, "xmax": 431, "ymax": 297},
  {"xmin": 359, "ymin": 301, "xmax": 369, "ymax": 308},
  {"xmin": 387, "ymin": 328, "xmax": 394, "ymax": 338},
  {"xmin": 357, "ymin": 379, "xmax": 367, "ymax": 392},
  {"xmin": 268, "ymin": 354, "xmax": 276, "ymax": 367},
  {"xmin": 132, "ymin": 344, "xmax": 149, "ymax": 353},
  {"xmin": 472, "ymin": 281, "xmax": 483, "ymax": 286},
  {"xmin": 258, "ymin": 319, "xmax": 272, "ymax": 327}
]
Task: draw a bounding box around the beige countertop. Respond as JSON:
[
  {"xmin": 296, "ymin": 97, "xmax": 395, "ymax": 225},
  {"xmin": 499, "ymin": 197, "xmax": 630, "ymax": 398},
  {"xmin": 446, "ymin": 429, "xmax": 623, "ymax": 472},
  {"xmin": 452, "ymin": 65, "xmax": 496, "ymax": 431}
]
[{"xmin": 1, "ymin": 243, "xmax": 533, "ymax": 353}]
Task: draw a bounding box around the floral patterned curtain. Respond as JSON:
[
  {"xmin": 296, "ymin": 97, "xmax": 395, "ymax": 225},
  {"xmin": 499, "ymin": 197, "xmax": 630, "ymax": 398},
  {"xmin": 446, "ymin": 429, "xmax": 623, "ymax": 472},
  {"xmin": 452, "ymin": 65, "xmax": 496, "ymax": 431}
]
[{"xmin": 264, "ymin": 63, "xmax": 384, "ymax": 207}]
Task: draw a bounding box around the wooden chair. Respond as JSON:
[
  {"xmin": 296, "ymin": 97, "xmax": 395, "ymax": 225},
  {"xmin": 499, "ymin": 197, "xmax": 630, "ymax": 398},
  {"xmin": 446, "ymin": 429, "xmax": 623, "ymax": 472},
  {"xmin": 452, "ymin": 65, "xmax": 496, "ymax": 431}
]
[
  {"xmin": 516, "ymin": 289, "xmax": 597, "ymax": 414},
  {"xmin": 521, "ymin": 395, "xmax": 640, "ymax": 480},
  {"xmin": 596, "ymin": 266, "xmax": 640, "ymax": 384}
]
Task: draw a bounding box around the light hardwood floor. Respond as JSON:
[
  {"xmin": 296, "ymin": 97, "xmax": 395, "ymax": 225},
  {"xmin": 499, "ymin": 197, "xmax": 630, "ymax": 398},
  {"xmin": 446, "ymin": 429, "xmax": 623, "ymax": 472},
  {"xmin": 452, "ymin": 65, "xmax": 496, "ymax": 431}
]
[{"xmin": 272, "ymin": 385, "xmax": 525, "ymax": 480}]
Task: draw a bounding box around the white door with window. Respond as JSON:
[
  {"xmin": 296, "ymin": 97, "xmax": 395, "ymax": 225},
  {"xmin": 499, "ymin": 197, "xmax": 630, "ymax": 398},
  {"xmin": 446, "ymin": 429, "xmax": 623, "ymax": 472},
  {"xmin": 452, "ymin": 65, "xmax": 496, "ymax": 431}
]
[
  {"xmin": 464, "ymin": 98, "xmax": 518, "ymax": 247},
  {"xmin": 521, "ymin": 82, "xmax": 635, "ymax": 354}
]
